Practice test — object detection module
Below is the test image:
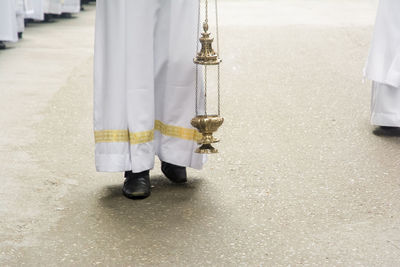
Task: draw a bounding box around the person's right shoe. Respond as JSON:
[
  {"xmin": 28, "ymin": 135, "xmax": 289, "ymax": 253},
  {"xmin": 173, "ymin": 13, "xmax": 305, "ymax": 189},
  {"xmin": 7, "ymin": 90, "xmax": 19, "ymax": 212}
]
[
  {"xmin": 122, "ymin": 170, "xmax": 151, "ymax": 199},
  {"xmin": 373, "ymin": 126, "xmax": 400, "ymax": 137},
  {"xmin": 44, "ymin": 14, "xmax": 55, "ymax": 22},
  {"xmin": 380, "ymin": 126, "xmax": 399, "ymax": 130},
  {"xmin": 60, "ymin": 13, "xmax": 73, "ymax": 19}
]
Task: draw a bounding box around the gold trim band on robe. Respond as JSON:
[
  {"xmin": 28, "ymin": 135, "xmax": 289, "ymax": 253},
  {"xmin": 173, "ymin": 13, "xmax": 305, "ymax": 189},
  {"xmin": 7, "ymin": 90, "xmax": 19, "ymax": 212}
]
[
  {"xmin": 94, "ymin": 120, "xmax": 201, "ymax": 144},
  {"xmin": 154, "ymin": 120, "xmax": 202, "ymax": 141},
  {"xmin": 94, "ymin": 130, "xmax": 129, "ymax": 143},
  {"xmin": 130, "ymin": 130, "xmax": 154, "ymax": 145}
]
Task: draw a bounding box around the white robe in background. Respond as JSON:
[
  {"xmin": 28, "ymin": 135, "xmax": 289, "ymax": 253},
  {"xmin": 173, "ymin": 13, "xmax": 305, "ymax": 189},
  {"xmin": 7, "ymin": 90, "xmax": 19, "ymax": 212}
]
[
  {"xmin": 365, "ymin": 0, "xmax": 400, "ymax": 126},
  {"xmin": 15, "ymin": 0, "xmax": 34, "ymax": 33},
  {"xmin": 371, "ymin": 82, "xmax": 400, "ymax": 126},
  {"xmin": 15, "ymin": 0, "xmax": 25, "ymax": 33},
  {"xmin": 0, "ymin": 0, "xmax": 18, "ymax": 42},
  {"xmin": 61, "ymin": 0, "xmax": 80, "ymax": 13},
  {"xmin": 26, "ymin": 0, "xmax": 45, "ymax": 21},
  {"xmin": 24, "ymin": 0, "xmax": 34, "ymax": 16},
  {"xmin": 94, "ymin": 0, "xmax": 206, "ymax": 173},
  {"xmin": 43, "ymin": 0, "xmax": 63, "ymax": 14}
]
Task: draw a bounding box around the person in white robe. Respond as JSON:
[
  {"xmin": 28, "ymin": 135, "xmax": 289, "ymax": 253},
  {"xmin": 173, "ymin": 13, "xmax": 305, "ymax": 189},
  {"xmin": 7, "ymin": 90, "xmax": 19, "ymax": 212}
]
[
  {"xmin": 15, "ymin": 0, "xmax": 34, "ymax": 37},
  {"xmin": 26, "ymin": 0, "xmax": 45, "ymax": 21},
  {"xmin": 15, "ymin": 0, "xmax": 26, "ymax": 37},
  {"xmin": 24, "ymin": 0, "xmax": 35, "ymax": 18},
  {"xmin": 0, "ymin": 0, "xmax": 18, "ymax": 49},
  {"xmin": 43, "ymin": 0, "xmax": 63, "ymax": 15},
  {"xmin": 94, "ymin": 0, "xmax": 206, "ymax": 199},
  {"xmin": 61, "ymin": 0, "xmax": 80, "ymax": 14},
  {"xmin": 365, "ymin": 0, "xmax": 400, "ymax": 128}
]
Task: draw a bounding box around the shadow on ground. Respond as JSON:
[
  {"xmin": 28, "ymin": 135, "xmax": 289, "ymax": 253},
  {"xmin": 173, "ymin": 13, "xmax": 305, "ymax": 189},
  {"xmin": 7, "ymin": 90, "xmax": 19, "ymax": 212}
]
[
  {"xmin": 99, "ymin": 176, "xmax": 204, "ymax": 207},
  {"xmin": 96, "ymin": 177, "xmax": 212, "ymax": 233}
]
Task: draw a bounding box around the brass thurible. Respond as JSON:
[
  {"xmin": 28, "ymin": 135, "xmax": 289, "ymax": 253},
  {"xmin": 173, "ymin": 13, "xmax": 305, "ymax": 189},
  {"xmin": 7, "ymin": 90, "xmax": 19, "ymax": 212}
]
[
  {"xmin": 191, "ymin": 115, "xmax": 224, "ymax": 154},
  {"xmin": 194, "ymin": 21, "xmax": 222, "ymax": 65},
  {"xmin": 191, "ymin": 0, "xmax": 223, "ymax": 154}
]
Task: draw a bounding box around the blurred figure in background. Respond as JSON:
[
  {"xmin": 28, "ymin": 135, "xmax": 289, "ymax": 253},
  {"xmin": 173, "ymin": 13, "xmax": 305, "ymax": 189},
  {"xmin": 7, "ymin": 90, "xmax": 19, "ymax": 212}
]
[
  {"xmin": 15, "ymin": 0, "xmax": 34, "ymax": 39},
  {"xmin": 365, "ymin": 0, "xmax": 400, "ymax": 130},
  {"xmin": 62, "ymin": 0, "xmax": 81, "ymax": 14},
  {"xmin": 0, "ymin": 0, "xmax": 91, "ymax": 50},
  {"xmin": 0, "ymin": 0, "xmax": 18, "ymax": 49},
  {"xmin": 43, "ymin": 0, "xmax": 63, "ymax": 21},
  {"xmin": 26, "ymin": 0, "xmax": 45, "ymax": 21}
]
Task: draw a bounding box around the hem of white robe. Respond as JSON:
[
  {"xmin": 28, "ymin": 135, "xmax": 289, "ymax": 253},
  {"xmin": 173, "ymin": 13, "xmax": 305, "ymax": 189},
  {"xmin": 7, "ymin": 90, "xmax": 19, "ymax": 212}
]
[
  {"xmin": 371, "ymin": 112, "xmax": 400, "ymax": 127},
  {"xmin": 155, "ymin": 135, "xmax": 207, "ymax": 170},
  {"xmin": 95, "ymin": 142, "xmax": 206, "ymax": 172},
  {"xmin": 365, "ymin": 65, "xmax": 400, "ymax": 89},
  {"xmin": 61, "ymin": 7, "xmax": 80, "ymax": 13},
  {"xmin": 365, "ymin": 75, "xmax": 400, "ymax": 90},
  {"xmin": 157, "ymin": 148, "xmax": 207, "ymax": 170},
  {"xmin": 44, "ymin": 10, "xmax": 62, "ymax": 15},
  {"xmin": 25, "ymin": 14, "xmax": 44, "ymax": 21},
  {"xmin": 0, "ymin": 35, "xmax": 17, "ymax": 43},
  {"xmin": 95, "ymin": 154, "xmax": 131, "ymax": 173},
  {"xmin": 95, "ymin": 152, "xmax": 155, "ymax": 173}
]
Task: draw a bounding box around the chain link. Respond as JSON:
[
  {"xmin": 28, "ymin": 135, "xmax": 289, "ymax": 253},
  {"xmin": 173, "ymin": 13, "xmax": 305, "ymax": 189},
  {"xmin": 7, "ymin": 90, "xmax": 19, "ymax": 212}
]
[
  {"xmin": 205, "ymin": 0, "xmax": 208, "ymax": 23},
  {"xmin": 195, "ymin": 0, "xmax": 201, "ymax": 116},
  {"xmin": 215, "ymin": 0, "xmax": 221, "ymax": 116},
  {"xmin": 204, "ymin": 0, "xmax": 208, "ymax": 116},
  {"xmin": 204, "ymin": 65, "xmax": 208, "ymax": 115},
  {"xmin": 195, "ymin": 0, "xmax": 221, "ymax": 117},
  {"xmin": 217, "ymin": 65, "xmax": 221, "ymax": 116}
]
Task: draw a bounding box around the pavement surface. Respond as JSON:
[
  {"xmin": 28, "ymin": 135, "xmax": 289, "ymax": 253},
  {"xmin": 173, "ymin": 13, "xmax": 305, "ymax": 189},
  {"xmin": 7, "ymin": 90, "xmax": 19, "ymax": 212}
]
[{"xmin": 1, "ymin": 0, "xmax": 400, "ymax": 266}]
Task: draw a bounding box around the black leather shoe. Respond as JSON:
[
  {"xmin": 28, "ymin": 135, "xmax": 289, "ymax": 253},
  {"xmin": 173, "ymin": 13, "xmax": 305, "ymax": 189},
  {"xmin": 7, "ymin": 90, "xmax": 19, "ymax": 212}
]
[
  {"xmin": 373, "ymin": 126, "xmax": 400, "ymax": 137},
  {"xmin": 44, "ymin": 14, "xmax": 55, "ymax": 22},
  {"xmin": 122, "ymin": 170, "xmax": 151, "ymax": 199},
  {"xmin": 61, "ymin": 13, "xmax": 73, "ymax": 19},
  {"xmin": 380, "ymin": 126, "xmax": 398, "ymax": 130},
  {"xmin": 161, "ymin": 162, "xmax": 187, "ymax": 184}
]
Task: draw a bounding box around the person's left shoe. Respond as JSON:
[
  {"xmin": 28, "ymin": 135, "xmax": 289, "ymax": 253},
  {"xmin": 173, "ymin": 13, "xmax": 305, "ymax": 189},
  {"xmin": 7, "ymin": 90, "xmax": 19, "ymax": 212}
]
[
  {"xmin": 161, "ymin": 161, "xmax": 187, "ymax": 184},
  {"xmin": 0, "ymin": 42, "xmax": 6, "ymax": 50}
]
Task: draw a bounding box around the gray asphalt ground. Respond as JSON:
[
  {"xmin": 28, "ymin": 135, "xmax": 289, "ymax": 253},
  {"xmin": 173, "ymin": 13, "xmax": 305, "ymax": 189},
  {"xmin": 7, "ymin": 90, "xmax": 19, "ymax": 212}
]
[{"xmin": 1, "ymin": 0, "xmax": 400, "ymax": 266}]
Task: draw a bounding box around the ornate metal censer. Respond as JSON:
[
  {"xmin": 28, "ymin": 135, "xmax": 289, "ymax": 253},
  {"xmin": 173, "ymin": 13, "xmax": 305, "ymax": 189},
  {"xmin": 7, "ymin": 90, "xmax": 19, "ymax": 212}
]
[{"xmin": 191, "ymin": 0, "xmax": 223, "ymax": 154}]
